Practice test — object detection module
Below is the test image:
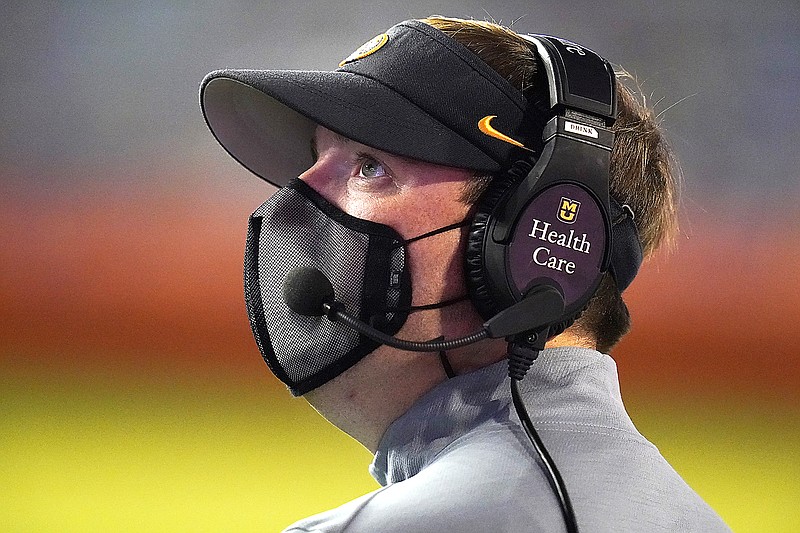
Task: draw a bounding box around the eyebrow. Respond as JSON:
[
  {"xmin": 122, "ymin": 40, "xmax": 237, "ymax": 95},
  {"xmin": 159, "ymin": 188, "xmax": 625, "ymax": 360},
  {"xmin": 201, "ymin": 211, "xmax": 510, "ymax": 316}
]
[{"xmin": 309, "ymin": 128, "xmax": 416, "ymax": 169}]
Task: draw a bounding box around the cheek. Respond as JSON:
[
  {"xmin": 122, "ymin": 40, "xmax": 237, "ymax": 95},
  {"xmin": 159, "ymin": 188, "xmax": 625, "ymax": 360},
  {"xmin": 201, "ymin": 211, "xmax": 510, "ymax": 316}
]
[
  {"xmin": 368, "ymin": 186, "xmax": 471, "ymax": 240},
  {"xmin": 338, "ymin": 197, "xmax": 387, "ymax": 223},
  {"xmin": 298, "ymin": 160, "xmax": 350, "ymax": 210},
  {"xmin": 405, "ymin": 227, "xmax": 468, "ymax": 303}
]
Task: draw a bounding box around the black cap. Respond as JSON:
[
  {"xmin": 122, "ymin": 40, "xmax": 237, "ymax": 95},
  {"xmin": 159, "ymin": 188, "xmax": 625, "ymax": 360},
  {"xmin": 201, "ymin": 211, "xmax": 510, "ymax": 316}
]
[
  {"xmin": 200, "ymin": 19, "xmax": 643, "ymax": 292},
  {"xmin": 199, "ymin": 20, "xmax": 534, "ymax": 187}
]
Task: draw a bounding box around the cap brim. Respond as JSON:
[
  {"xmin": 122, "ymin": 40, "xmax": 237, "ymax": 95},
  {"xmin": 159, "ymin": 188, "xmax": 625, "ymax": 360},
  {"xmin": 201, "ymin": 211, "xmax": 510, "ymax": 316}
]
[{"xmin": 200, "ymin": 69, "xmax": 501, "ymax": 187}]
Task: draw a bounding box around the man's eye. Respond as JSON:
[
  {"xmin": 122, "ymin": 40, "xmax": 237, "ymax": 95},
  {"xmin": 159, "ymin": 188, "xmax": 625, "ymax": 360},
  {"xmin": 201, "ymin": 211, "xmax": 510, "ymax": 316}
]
[{"xmin": 357, "ymin": 157, "xmax": 387, "ymax": 179}]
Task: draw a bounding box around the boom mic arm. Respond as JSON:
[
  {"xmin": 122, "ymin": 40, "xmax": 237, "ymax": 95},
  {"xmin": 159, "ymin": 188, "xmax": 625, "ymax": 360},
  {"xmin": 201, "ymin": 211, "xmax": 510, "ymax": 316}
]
[
  {"xmin": 282, "ymin": 267, "xmax": 565, "ymax": 352},
  {"xmin": 323, "ymin": 301, "xmax": 489, "ymax": 351}
]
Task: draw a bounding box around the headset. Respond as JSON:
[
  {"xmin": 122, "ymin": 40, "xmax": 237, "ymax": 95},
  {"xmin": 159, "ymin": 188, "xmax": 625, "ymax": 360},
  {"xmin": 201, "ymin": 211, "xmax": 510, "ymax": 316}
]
[
  {"xmin": 465, "ymin": 35, "xmax": 620, "ymax": 533},
  {"xmin": 466, "ymin": 34, "xmax": 618, "ymax": 346}
]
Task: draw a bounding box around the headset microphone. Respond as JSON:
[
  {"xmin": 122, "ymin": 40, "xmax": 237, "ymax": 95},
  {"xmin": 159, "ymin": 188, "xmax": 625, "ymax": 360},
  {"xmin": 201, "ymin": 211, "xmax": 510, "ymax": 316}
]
[{"xmin": 282, "ymin": 266, "xmax": 566, "ymax": 353}]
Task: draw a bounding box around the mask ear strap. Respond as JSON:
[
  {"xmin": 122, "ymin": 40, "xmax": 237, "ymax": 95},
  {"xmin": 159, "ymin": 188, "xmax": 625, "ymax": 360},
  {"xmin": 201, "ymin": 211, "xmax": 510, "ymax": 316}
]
[
  {"xmin": 399, "ymin": 220, "xmax": 470, "ymax": 247},
  {"xmin": 381, "ymin": 294, "xmax": 469, "ymax": 314},
  {"xmin": 382, "ymin": 218, "xmax": 471, "ymax": 378}
]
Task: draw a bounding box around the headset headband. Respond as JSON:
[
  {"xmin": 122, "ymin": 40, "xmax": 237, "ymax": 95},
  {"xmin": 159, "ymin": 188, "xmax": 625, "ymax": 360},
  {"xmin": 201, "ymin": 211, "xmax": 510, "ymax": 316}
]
[{"xmin": 522, "ymin": 35, "xmax": 617, "ymax": 122}]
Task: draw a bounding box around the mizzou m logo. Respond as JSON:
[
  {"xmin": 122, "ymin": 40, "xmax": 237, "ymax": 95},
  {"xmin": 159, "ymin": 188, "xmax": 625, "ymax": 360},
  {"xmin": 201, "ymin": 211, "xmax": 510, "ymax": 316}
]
[{"xmin": 558, "ymin": 197, "xmax": 581, "ymax": 224}]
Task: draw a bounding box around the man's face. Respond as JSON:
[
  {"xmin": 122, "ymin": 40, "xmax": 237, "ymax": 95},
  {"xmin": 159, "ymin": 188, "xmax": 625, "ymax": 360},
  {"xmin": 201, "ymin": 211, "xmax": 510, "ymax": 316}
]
[
  {"xmin": 299, "ymin": 126, "xmax": 476, "ymax": 311},
  {"xmin": 297, "ymin": 127, "xmax": 506, "ymax": 446}
]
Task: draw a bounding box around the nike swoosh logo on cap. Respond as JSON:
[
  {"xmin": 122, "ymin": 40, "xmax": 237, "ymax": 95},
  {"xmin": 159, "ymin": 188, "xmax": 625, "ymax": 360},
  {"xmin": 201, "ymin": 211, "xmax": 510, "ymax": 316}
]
[{"xmin": 478, "ymin": 115, "xmax": 529, "ymax": 149}]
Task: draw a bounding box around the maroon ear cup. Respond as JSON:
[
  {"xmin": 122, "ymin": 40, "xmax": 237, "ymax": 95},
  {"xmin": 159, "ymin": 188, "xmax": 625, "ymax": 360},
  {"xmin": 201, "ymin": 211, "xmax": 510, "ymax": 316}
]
[
  {"xmin": 505, "ymin": 183, "xmax": 607, "ymax": 311},
  {"xmin": 465, "ymin": 173, "xmax": 608, "ymax": 337}
]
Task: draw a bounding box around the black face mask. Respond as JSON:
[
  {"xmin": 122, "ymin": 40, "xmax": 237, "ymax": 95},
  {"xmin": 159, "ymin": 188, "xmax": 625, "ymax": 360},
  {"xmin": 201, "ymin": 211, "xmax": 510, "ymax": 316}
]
[{"xmin": 244, "ymin": 179, "xmax": 466, "ymax": 396}]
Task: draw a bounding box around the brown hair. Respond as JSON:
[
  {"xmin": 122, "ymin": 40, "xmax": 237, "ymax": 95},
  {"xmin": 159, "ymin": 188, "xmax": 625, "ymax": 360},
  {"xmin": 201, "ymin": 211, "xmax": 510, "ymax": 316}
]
[{"xmin": 422, "ymin": 16, "xmax": 680, "ymax": 352}]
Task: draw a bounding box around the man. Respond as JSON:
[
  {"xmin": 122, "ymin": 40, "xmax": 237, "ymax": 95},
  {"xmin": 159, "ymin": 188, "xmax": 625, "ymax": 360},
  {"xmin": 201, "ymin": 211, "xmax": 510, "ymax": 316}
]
[{"xmin": 200, "ymin": 16, "xmax": 730, "ymax": 532}]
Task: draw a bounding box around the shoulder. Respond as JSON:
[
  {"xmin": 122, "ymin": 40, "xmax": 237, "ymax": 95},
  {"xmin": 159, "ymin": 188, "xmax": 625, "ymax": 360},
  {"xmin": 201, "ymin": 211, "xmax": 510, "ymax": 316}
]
[
  {"xmin": 284, "ymin": 425, "xmax": 564, "ymax": 533},
  {"xmin": 366, "ymin": 426, "xmax": 564, "ymax": 531},
  {"xmin": 281, "ymin": 489, "xmax": 387, "ymax": 532},
  {"xmin": 283, "ymin": 424, "xmax": 731, "ymax": 533}
]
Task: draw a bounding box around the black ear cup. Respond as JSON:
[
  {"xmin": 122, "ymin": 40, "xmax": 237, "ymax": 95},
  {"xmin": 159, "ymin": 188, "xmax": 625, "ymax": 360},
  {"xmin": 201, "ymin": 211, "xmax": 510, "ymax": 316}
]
[
  {"xmin": 541, "ymin": 299, "xmax": 581, "ymax": 338},
  {"xmin": 466, "ymin": 188, "xmax": 584, "ymax": 338},
  {"xmin": 465, "ymin": 159, "xmax": 533, "ymax": 321},
  {"xmin": 465, "ymin": 155, "xmax": 604, "ymax": 339}
]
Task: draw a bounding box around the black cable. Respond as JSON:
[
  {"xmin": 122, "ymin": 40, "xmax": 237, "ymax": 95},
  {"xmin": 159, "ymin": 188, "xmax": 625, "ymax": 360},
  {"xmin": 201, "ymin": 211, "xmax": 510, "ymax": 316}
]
[
  {"xmin": 508, "ymin": 331, "xmax": 579, "ymax": 533},
  {"xmin": 510, "ymin": 378, "xmax": 579, "ymax": 533}
]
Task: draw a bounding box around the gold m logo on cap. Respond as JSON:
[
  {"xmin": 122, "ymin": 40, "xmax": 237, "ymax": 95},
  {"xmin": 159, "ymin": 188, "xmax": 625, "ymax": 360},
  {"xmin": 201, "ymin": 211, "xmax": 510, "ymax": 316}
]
[
  {"xmin": 339, "ymin": 33, "xmax": 389, "ymax": 67},
  {"xmin": 558, "ymin": 197, "xmax": 581, "ymax": 224}
]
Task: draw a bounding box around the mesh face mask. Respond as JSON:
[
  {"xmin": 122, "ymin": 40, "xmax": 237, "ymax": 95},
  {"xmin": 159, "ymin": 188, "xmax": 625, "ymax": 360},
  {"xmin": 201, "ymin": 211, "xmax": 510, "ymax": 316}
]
[{"xmin": 244, "ymin": 179, "xmax": 413, "ymax": 395}]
